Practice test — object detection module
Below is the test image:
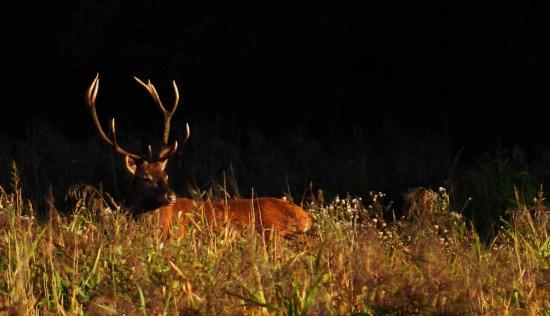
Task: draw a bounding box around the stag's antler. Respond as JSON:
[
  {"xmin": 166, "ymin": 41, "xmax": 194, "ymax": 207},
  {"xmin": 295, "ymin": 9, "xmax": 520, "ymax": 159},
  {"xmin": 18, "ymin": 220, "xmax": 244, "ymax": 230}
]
[
  {"xmin": 134, "ymin": 77, "xmax": 190, "ymax": 160},
  {"xmin": 86, "ymin": 73, "xmax": 142, "ymax": 160}
]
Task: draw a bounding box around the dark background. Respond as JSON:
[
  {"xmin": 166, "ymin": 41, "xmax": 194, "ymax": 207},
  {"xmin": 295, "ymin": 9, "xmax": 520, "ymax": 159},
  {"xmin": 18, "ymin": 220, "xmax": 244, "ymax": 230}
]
[
  {"xmin": 3, "ymin": 1, "xmax": 550, "ymax": 233},
  {"xmin": 6, "ymin": 2, "xmax": 549, "ymax": 149}
]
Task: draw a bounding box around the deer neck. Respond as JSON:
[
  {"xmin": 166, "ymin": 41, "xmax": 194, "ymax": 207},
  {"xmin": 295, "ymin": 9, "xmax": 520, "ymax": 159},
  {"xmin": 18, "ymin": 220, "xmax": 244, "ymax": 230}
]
[{"xmin": 124, "ymin": 185, "xmax": 162, "ymax": 216}]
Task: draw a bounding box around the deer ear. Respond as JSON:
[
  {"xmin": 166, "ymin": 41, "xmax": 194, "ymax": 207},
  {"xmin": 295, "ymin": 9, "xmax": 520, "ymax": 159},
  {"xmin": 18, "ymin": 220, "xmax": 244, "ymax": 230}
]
[{"xmin": 124, "ymin": 155, "xmax": 138, "ymax": 175}]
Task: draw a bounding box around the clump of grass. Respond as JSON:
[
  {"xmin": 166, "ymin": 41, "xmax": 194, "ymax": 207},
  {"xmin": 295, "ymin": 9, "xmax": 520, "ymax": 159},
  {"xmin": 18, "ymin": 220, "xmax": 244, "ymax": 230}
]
[
  {"xmin": 1, "ymin": 171, "xmax": 550, "ymax": 314},
  {"xmin": 450, "ymin": 147, "xmax": 538, "ymax": 239}
]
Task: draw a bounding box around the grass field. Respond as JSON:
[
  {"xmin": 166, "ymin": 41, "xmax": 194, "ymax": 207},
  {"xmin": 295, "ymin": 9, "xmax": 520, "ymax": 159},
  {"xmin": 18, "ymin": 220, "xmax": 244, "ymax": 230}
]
[{"xmin": 1, "ymin": 164, "xmax": 549, "ymax": 315}]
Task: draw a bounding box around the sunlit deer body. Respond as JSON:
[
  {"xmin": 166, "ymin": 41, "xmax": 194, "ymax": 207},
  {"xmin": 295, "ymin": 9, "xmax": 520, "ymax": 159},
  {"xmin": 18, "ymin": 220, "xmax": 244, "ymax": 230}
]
[
  {"xmin": 159, "ymin": 197, "xmax": 312, "ymax": 237},
  {"xmin": 85, "ymin": 74, "xmax": 312, "ymax": 237}
]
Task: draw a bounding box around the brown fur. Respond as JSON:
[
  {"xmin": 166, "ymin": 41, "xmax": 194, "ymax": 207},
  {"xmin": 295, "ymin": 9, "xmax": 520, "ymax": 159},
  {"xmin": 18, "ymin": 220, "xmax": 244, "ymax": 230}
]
[
  {"xmin": 124, "ymin": 160, "xmax": 313, "ymax": 237},
  {"xmin": 160, "ymin": 197, "xmax": 313, "ymax": 237}
]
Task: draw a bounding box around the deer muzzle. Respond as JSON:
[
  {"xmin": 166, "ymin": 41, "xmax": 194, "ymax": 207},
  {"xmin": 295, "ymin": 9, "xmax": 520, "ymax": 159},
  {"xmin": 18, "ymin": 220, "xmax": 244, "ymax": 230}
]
[{"xmin": 159, "ymin": 191, "xmax": 177, "ymax": 206}]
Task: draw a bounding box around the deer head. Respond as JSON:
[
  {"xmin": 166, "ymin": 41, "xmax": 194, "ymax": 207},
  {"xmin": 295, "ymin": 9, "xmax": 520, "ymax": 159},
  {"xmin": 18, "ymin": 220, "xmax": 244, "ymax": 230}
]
[{"xmin": 85, "ymin": 74, "xmax": 190, "ymax": 215}]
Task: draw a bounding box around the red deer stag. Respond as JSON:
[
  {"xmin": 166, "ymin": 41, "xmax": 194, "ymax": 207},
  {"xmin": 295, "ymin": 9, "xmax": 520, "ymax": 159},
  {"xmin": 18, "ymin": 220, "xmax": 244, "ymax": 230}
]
[{"xmin": 85, "ymin": 74, "xmax": 312, "ymax": 237}]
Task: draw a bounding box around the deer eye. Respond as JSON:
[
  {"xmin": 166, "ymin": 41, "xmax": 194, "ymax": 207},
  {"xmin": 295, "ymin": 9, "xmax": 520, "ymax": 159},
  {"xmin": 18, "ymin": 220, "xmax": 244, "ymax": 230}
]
[{"xmin": 141, "ymin": 175, "xmax": 153, "ymax": 182}]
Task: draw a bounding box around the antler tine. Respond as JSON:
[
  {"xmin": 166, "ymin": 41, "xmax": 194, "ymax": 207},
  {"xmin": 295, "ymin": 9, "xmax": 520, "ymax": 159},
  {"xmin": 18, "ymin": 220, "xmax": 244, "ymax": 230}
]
[
  {"xmin": 134, "ymin": 77, "xmax": 167, "ymax": 112},
  {"xmin": 171, "ymin": 80, "xmax": 180, "ymax": 118},
  {"xmin": 109, "ymin": 119, "xmax": 142, "ymax": 160},
  {"xmin": 158, "ymin": 141, "xmax": 178, "ymax": 160},
  {"xmin": 182, "ymin": 122, "xmax": 190, "ymax": 144},
  {"xmin": 86, "ymin": 73, "xmax": 142, "ymax": 160},
  {"xmin": 147, "ymin": 145, "xmax": 153, "ymax": 161},
  {"xmin": 171, "ymin": 90, "xmax": 190, "ymax": 146},
  {"xmin": 86, "ymin": 73, "xmax": 113, "ymax": 146},
  {"xmin": 134, "ymin": 76, "xmax": 181, "ymax": 146},
  {"xmin": 158, "ymin": 122, "xmax": 190, "ymax": 160},
  {"xmin": 134, "ymin": 76, "xmax": 191, "ymax": 161}
]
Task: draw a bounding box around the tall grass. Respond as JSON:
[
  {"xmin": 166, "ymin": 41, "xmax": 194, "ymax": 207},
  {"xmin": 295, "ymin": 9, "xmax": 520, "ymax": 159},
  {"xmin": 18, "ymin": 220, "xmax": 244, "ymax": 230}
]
[{"xmin": 1, "ymin": 170, "xmax": 549, "ymax": 314}]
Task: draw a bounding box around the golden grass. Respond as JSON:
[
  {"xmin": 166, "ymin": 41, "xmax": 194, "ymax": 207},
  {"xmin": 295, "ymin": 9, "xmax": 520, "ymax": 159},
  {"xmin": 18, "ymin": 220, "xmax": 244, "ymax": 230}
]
[{"xmin": 1, "ymin": 178, "xmax": 549, "ymax": 315}]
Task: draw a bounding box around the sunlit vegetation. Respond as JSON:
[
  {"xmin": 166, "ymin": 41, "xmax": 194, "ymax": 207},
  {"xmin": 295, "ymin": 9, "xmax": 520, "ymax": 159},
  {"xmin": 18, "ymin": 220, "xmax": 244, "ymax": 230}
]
[{"xmin": 1, "ymin": 161, "xmax": 549, "ymax": 315}]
